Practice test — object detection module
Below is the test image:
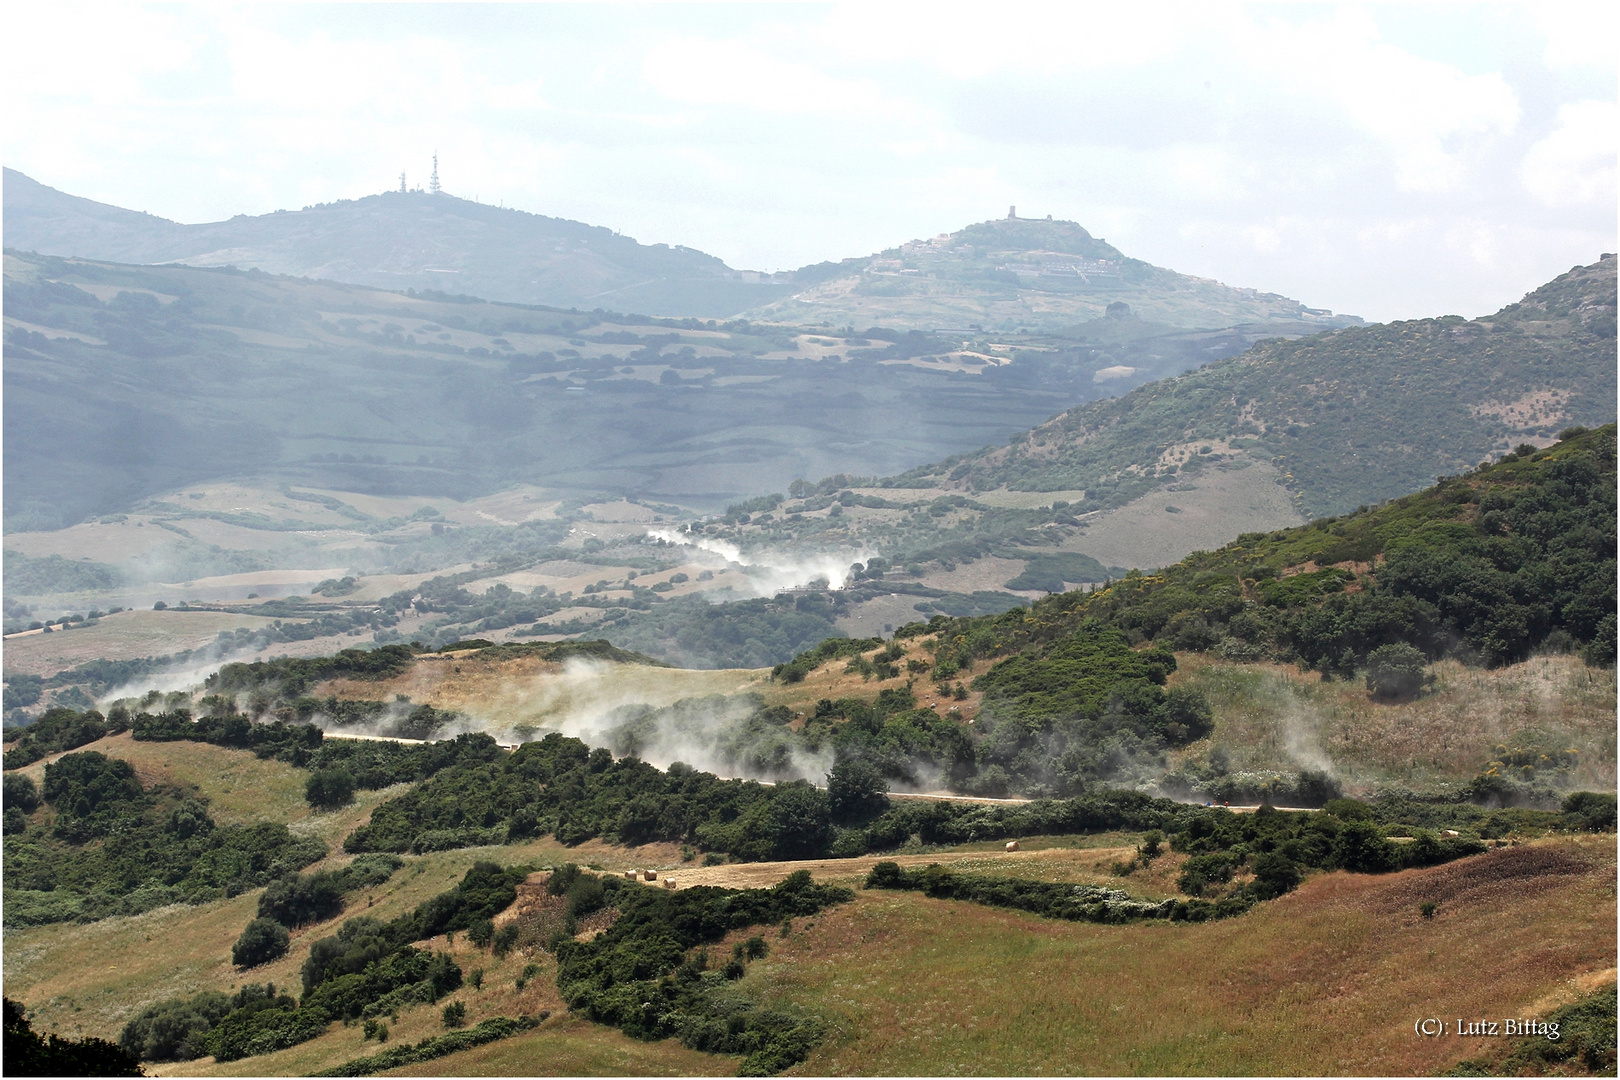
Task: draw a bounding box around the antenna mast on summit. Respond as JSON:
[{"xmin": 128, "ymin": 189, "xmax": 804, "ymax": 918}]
[{"xmin": 429, "ymin": 152, "xmax": 441, "ymax": 194}]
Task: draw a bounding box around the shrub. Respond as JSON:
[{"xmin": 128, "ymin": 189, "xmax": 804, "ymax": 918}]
[
  {"xmin": 259, "ymin": 873, "xmax": 344, "ymax": 928},
  {"xmin": 5, "ymin": 997, "xmax": 145, "ymax": 1077},
  {"xmin": 826, "ymin": 757, "xmax": 890, "ymax": 824},
  {"xmin": 1177, "ymin": 852, "xmax": 1238, "ymax": 897},
  {"xmin": 3, "ymin": 772, "xmax": 40, "ymax": 813},
  {"xmin": 441, "ymin": 1001, "xmax": 466, "ymax": 1029},
  {"xmin": 565, "ymin": 874, "xmax": 606, "ymax": 918},
  {"xmin": 1250, "ymin": 852, "xmax": 1302, "ymax": 900},
  {"xmin": 492, "ymin": 923, "xmax": 520, "ymax": 959},
  {"xmin": 233, "ymin": 918, "xmax": 290, "ymax": 969},
  {"xmin": 306, "ymin": 768, "xmax": 356, "ymax": 810},
  {"xmin": 1364, "ymin": 643, "xmax": 1431, "ymax": 699},
  {"xmin": 119, "ymin": 990, "xmax": 235, "ymax": 1061},
  {"xmin": 1562, "ymin": 791, "xmax": 1617, "ymax": 832}
]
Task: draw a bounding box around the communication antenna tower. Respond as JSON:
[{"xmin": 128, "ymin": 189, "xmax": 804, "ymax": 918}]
[
  {"xmin": 399, "ymin": 172, "xmax": 407, "ymax": 194},
  {"xmin": 429, "ymin": 152, "xmax": 441, "ymax": 194}
]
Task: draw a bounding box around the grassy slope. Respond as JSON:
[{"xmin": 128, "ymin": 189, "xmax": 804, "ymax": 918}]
[{"xmin": 752, "ymin": 838, "xmax": 1614, "ymax": 1076}]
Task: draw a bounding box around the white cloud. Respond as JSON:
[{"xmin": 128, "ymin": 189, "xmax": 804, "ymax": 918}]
[
  {"xmin": 1236, "ymin": 9, "xmax": 1520, "ymax": 194},
  {"xmin": 1521, "ymin": 100, "xmax": 1618, "ymax": 209},
  {"xmin": 1, "ymin": 4, "xmax": 1611, "ymax": 323},
  {"xmin": 1534, "ymin": 3, "xmax": 1620, "ymax": 69}
]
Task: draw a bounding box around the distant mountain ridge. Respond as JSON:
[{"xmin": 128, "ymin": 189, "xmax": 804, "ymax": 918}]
[
  {"xmin": 3, "ymin": 168, "xmax": 794, "ymax": 318},
  {"xmin": 4, "ymin": 168, "xmax": 1355, "ymax": 331}
]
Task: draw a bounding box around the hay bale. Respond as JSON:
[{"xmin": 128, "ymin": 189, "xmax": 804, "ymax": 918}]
[
  {"xmin": 662, "ymin": 878, "xmax": 676, "ymax": 890},
  {"xmin": 642, "ymin": 869, "xmax": 658, "ymax": 881},
  {"xmin": 624, "ymin": 870, "xmax": 638, "ymax": 880},
  {"xmin": 1005, "ymin": 840, "xmax": 1020, "ymax": 852}
]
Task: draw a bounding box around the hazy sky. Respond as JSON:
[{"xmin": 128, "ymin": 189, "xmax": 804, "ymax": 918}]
[{"xmin": 6, "ymin": 3, "xmax": 1615, "ymax": 321}]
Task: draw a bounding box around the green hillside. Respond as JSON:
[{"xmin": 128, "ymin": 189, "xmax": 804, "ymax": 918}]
[{"xmin": 887, "ymin": 255, "xmax": 1617, "ymax": 519}]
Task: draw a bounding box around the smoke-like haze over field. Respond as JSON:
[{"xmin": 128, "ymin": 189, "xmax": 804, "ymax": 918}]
[{"xmin": 648, "ymin": 528, "xmax": 871, "ymax": 595}]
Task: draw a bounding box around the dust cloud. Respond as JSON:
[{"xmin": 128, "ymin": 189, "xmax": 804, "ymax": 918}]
[{"xmin": 646, "ymin": 528, "xmax": 871, "ymax": 596}]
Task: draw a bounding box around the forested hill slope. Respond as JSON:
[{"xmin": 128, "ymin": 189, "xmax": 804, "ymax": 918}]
[
  {"xmin": 890, "ymin": 255, "xmax": 1617, "ymax": 519},
  {"xmin": 915, "ymin": 424, "xmax": 1616, "ymax": 681}
]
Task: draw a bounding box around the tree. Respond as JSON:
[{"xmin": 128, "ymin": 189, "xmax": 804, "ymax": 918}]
[
  {"xmin": 6, "ymin": 997, "xmax": 145, "ymax": 1076},
  {"xmin": 233, "ymin": 918, "xmax": 290, "ymax": 969},
  {"xmin": 1364, "ymin": 643, "xmax": 1431, "ymax": 699},
  {"xmin": 3, "ymin": 772, "xmax": 40, "ymax": 813},
  {"xmin": 826, "ymin": 757, "xmax": 890, "ymax": 825},
  {"xmin": 305, "ymin": 768, "xmax": 356, "ymax": 810},
  {"xmin": 1250, "ymin": 851, "xmax": 1302, "ymax": 900}
]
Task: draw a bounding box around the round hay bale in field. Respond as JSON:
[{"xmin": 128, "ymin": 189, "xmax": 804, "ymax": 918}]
[
  {"xmin": 1006, "ymin": 840, "xmax": 1020, "ymax": 852},
  {"xmin": 642, "ymin": 869, "xmax": 658, "ymax": 881}
]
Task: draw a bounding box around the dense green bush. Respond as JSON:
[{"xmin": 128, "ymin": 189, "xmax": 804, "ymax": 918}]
[
  {"xmin": 118, "ymin": 990, "xmax": 236, "ymax": 1061},
  {"xmin": 131, "ymin": 714, "xmax": 504, "ymax": 793},
  {"xmin": 1364, "ymin": 643, "xmax": 1432, "ymax": 698},
  {"xmin": 207, "ymin": 646, "xmax": 418, "ymax": 698},
  {"xmin": 826, "ymin": 757, "xmax": 890, "ymax": 824},
  {"xmin": 866, "ymin": 861, "xmax": 1238, "ymax": 922},
  {"xmin": 3, "ymin": 707, "xmax": 114, "ymax": 769},
  {"xmin": 305, "ymin": 768, "xmax": 356, "ymax": 810},
  {"xmin": 256, "ymin": 854, "xmax": 402, "ymax": 929},
  {"xmin": 6, "ymin": 996, "xmax": 144, "ymax": 1077},
  {"xmin": 4, "ymin": 771, "xmax": 41, "ymax": 812},
  {"xmin": 232, "ymin": 918, "xmax": 291, "ymax": 968},
  {"xmin": 1561, "ymin": 791, "xmax": 1618, "ymax": 832}
]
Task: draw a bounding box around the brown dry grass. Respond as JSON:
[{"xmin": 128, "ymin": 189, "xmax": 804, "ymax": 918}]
[
  {"xmin": 1, "ymin": 610, "xmax": 287, "ymax": 678},
  {"xmin": 1171, "ymin": 652, "xmax": 1617, "ymax": 790},
  {"xmin": 1056, "ymin": 459, "xmax": 1305, "ymax": 571},
  {"xmin": 557, "ymin": 837, "xmax": 1181, "ymax": 898},
  {"xmin": 721, "ymin": 835, "xmax": 1616, "ymax": 1076},
  {"xmin": 314, "ymin": 654, "xmax": 762, "ymax": 733}
]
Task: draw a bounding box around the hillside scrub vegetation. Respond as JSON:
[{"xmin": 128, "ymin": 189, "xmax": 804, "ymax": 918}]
[
  {"xmin": 554, "ymin": 869, "xmax": 853, "ymax": 1075},
  {"xmin": 2, "ymin": 750, "xmax": 325, "ymax": 928},
  {"xmin": 120, "ymin": 861, "xmax": 527, "ymax": 1065},
  {"xmin": 887, "ymin": 257, "xmax": 1616, "ymax": 520}
]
